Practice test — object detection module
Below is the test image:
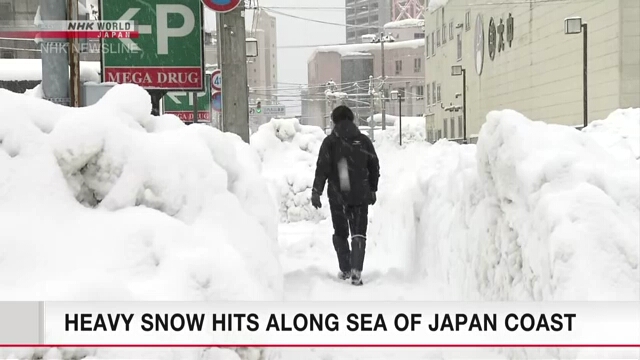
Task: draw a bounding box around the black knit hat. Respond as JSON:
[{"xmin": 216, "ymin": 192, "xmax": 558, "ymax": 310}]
[{"xmin": 331, "ymin": 105, "xmax": 354, "ymax": 123}]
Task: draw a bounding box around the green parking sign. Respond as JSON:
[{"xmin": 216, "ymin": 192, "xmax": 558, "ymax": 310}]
[
  {"xmin": 99, "ymin": 0, "xmax": 205, "ymax": 91},
  {"xmin": 163, "ymin": 73, "xmax": 211, "ymax": 122}
]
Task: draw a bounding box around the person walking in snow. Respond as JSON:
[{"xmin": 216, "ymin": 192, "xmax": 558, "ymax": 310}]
[{"xmin": 311, "ymin": 105, "xmax": 380, "ymax": 286}]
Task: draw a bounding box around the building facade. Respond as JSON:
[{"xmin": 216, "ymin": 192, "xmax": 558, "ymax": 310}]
[
  {"xmin": 307, "ymin": 35, "xmax": 426, "ymax": 129},
  {"xmin": 424, "ymin": 0, "xmax": 640, "ymax": 142},
  {"xmin": 345, "ymin": 0, "xmax": 392, "ymax": 44}
]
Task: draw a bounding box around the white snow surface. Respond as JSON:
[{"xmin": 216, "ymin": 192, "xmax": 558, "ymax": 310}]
[
  {"xmin": 250, "ymin": 118, "xmax": 327, "ymax": 223},
  {"xmin": 401, "ymin": 109, "xmax": 639, "ymax": 301},
  {"xmin": 310, "ymin": 39, "xmax": 424, "ymax": 60},
  {"xmin": 1, "ymin": 87, "xmax": 638, "ymax": 360},
  {"xmin": 0, "ymin": 84, "xmax": 282, "ymax": 304},
  {"xmin": 383, "ymin": 19, "xmax": 425, "ymax": 29},
  {"xmin": 428, "ymin": 0, "xmax": 451, "ymax": 12},
  {"xmin": 0, "ymin": 59, "xmax": 101, "ymax": 82}
]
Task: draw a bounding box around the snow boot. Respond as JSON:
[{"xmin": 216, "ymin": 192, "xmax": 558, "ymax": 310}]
[
  {"xmin": 350, "ymin": 235, "xmax": 366, "ymax": 286},
  {"xmin": 338, "ymin": 270, "xmax": 351, "ymax": 280},
  {"xmin": 333, "ymin": 235, "xmax": 351, "ymax": 275},
  {"xmin": 350, "ymin": 269, "xmax": 363, "ymax": 286}
]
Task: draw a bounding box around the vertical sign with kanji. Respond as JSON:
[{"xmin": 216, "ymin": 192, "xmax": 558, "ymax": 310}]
[{"xmin": 100, "ymin": 0, "xmax": 205, "ymax": 91}]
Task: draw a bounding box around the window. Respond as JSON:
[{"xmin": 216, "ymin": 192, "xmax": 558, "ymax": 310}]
[
  {"xmin": 398, "ymin": 87, "xmax": 405, "ymax": 97},
  {"xmin": 457, "ymin": 34, "xmax": 462, "ymax": 61},
  {"xmin": 465, "ymin": 11, "xmax": 471, "ymax": 31},
  {"xmin": 414, "ymin": 32, "xmax": 425, "ymax": 39},
  {"xmin": 432, "ymin": 81, "xmax": 436, "ymax": 104},
  {"xmin": 437, "ymin": 29, "xmax": 441, "ymax": 46},
  {"xmin": 437, "ymin": 129, "xmax": 442, "ymax": 140},
  {"xmin": 426, "ymin": 84, "xmax": 431, "ymax": 105},
  {"xmin": 426, "ymin": 36, "xmax": 430, "ymax": 57},
  {"xmin": 0, "ymin": 3, "xmax": 11, "ymax": 21},
  {"xmin": 414, "ymin": 58, "xmax": 421, "ymax": 73},
  {"xmin": 437, "ymin": 84, "xmax": 441, "ymax": 102},
  {"xmin": 449, "ymin": 22, "xmax": 454, "ymax": 40},
  {"xmin": 442, "ymin": 24, "xmax": 446, "ymax": 44},
  {"xmin": 395, "ymin": 60, "xmax": 402, "ymax": 75},
  {"xmin": 458, "ymin": 116, "xmax": 464, "ymax": 138},
  {"xmin": 450, "ymin": 118, "xmax": 455, "ymax": 138},
  {"xmin": 431, "ymin": 32, "xmax": 435, "ymax": 55},
  {"xmin": 416, "ymin": 85, "xmax": 424, "ymax": 98},
  {"xmin": 0, "ymin": 50, "xmax": 14, "ymax": 58},
  {"xmin": 443, "ymin": 119, "xmax": 448, "ymax": 138}
]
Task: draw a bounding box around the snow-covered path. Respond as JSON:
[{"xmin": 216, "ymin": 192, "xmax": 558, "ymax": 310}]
[
  {"xmin": 277, "ymin": 221, "xmax": 509, "ymax": 360},
  {"xmin": 280, "ymin": 221, "xmax": 440, "ymax": 301}
]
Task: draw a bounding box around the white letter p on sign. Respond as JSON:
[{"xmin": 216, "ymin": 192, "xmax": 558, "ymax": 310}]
[{"xmin": 156, "ymin": 4, "xmax": 195, "ymax": 55}]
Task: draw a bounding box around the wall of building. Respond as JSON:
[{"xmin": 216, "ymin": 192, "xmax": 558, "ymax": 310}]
[
  {"xmin": 341, "ymin": 54, "xmax": 375, "ymax": 124},
  {"xmin": 306, "ymin": 36, "xmax": 426, "ymax": 128},
  {"xmin": 424, "ymin": 0, "xmax": 639, "ymax": 141},
  {"xmin": 620, "ymin": 0, "xmax": 640, "ymax": 109},
  {"xmin": 346, "ymin": 0, "xmax": 392, "ymax": 44}
]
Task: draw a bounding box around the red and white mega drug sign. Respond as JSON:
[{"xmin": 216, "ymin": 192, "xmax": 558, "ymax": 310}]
[{"xmin": 0, "ymin": 302, "xmax": 638, "ymax": 348}]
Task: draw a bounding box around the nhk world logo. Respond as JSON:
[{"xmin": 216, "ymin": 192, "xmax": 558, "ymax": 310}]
[{"xmin": 0, "ymin": 20, "xmax": 139, "ymax": 39}]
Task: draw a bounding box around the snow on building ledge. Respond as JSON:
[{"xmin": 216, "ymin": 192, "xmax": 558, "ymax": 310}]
[
  {"xmin": 383, "ymin": 19, "xmax": 425, "ymax": 29},
  {"xmin": 427, "ymin": 0, "xmax": 450, "ymax": 12},
  {"xmin": 309, "ymin": 39, "xmax": 424, "ymax": 62}
]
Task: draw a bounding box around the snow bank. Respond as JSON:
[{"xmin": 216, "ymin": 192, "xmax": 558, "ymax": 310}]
[
  {"xmin": 0, "ymin": 59, "xmax": 100, "ymax": 82},
  {"xmin": 385, "ymin": 109, "xmax": 639, "ymax": 302},
  {"xmin": 0, "ymin": 84, "xmax": 282, "ymax": 304},
  {"xmin": 250, "ymin": 118, "xmax": 327, "ymax": 222}
]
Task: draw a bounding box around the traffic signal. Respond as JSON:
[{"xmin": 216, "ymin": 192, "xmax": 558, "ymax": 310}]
[{"xmin": 256, "ymin": 101, "xmax": 262, "ymax": 114}]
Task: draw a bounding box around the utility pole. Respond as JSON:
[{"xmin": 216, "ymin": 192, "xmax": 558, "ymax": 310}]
[
  {"xmin": 218, "ymin": 1, "xmax": 250, "ymax": 142},
  {"xmin": 380, "ymin": 32, "xmax": 387, "ymax": 130},
  {"xmin": 192, "ymin": 92, "xmax": 198, "ymax": 125},
  {"xmin": 215, "ymin": 13, "xmax": 223, "ymax": 131},
  {"xmin": 68, "ymin": 0, "xmax": 80, "ymax": 107},
  {"xmin": 40, "ymin": 0, "xmax": 69, "ymax": 106},
  {"xmin": 368, "ymin": 75, "xmax": 375, "ymax": 141}
]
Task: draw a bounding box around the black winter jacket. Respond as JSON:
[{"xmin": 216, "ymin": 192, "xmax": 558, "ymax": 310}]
[{"xmin": 312, "ymin": 120, "xmax": 380, "ymax": 206}]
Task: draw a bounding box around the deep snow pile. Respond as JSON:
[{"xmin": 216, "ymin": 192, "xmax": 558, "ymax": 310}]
[
  {"xmin": 0, "ymin": 85, "xmax": 282, "ymax": 304},
  {"xmin": 375, "ymin": 116, "xmax": 428, "ymax": 146},
  {"xmin": 250, "ymin": 118, "xmax": 327, "ymax": 222},
  {"xmin": 382, "ymin": 109, "xmax": 640, "ymax": 302}
]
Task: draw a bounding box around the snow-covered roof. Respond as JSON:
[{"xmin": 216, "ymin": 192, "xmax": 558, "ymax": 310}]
[
  {"xmin": 383, "ymin": 19, "xmax": 425, "ymax": 29},
  {"xmin": 0, "ymin": 59, "xmax": 101, "ymax": 81},
  {"xmin": 309, "ymin": 39, "xmax": 424, "ymax": 61},
  {"xmin": 342, "ymin": 52, "xmax": 373, "ymax": 57}
]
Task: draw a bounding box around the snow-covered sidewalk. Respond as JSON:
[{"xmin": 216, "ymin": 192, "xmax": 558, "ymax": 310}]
[{"xmin": 280, "ymin": 221, "xmax": 441, "ymax": 301}]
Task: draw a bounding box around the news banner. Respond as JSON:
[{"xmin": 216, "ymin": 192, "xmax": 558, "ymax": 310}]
[{"xmin": 0, "ymin": 302, "xmax": 638, "ymax": 347}]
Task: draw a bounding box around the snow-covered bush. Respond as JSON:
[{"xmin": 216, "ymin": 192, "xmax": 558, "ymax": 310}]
[
  {"xmin": 251, "ymin": 118, "xmax": 327, "ymax": 222},
  {"xmin": 0, "ymin": 84, "xmax": 282, "ymax": 303}
]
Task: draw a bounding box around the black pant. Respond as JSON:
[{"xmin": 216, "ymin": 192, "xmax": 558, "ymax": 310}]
[
  {"xmin": 329, "ymin": 200, "xmax": 368, "ymax": 239},
  {"xmin": 329, "ymin": 199, "xmax": 368, "ymax": 273}
]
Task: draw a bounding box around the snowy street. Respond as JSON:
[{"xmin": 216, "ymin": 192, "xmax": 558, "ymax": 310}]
[{"xmin": 0, "ymin": 84, "xmax": 638, "ymax": 360}]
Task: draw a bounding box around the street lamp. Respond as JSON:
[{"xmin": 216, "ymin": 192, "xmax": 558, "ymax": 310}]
[
  {"xmin": 390, "ymin": 90, "xmax": 403, "ymax": 146},
  {"xmin": 564, "ymin": 16, "xmax": 588, "ymax": 128},
  {"xmin": 451, "ymin": 65, "xmax": 467, "ymax": 143}
]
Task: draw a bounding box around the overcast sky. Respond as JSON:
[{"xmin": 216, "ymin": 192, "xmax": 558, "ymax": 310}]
[{"xmin": 205, "ymin": 1, "xmax": 346, "ymax": 114}]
